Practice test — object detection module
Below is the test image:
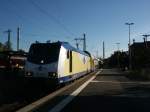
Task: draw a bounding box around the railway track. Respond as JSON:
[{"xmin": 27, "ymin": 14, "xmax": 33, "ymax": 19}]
[
  {"xmin": 0, "ymin": 71, "xmax": 96, "ymax": 112},
  {"xmin": 0, "ymin": 71, "xmax": 56, "ymax": 112}
]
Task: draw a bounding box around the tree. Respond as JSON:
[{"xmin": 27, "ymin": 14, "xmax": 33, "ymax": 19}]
[
  {"xmin": 105, "ymin": 51, "xmax": 129, "ymax": 69},
  {"xmin": 0, "ymin": 42, "xmax": 4, "ymax": 51},
  {"xmin": 3, "ymin": 41, "xmax": 12, "ymax": 51}
]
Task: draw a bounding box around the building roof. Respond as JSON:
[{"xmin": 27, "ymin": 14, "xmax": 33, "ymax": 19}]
[{"xmin": 131, "ymin": 41, "xmax": 150, "ymax": 48}]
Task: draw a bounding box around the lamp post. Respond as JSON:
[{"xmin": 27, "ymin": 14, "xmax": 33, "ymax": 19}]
[
  {"xmin": 125, "ymin": 22, "xmax": 134, "ymax": 70},
  {"xmin": 142, "ymin": 34, "xmax": 150, "ymax": 48},
  {"xmin": 4, "ymin": 29, "xmax": 12, "ymax": 50},
  {"xmin": 116, "ymin": 43, "xmax": 120, "ymax": 51}
]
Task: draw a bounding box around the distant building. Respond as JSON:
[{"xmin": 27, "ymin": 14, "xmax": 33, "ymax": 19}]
[{"xmin": 130, "ymin": 41, "xmax": 150, "ymax": 69}]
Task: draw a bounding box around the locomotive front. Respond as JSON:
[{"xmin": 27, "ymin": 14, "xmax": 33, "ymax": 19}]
[{"xmin": 25, "ymin": 43, "xmax": 61, "ymax": 81}]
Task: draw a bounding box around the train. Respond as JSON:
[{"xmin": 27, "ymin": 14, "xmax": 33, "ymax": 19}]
[
  {"xmin": 0, "ymin": 51, "xmax": 27, "ymax": 71},
  {"xmin": 25, "ymin": 41, "xmax": 95, "ymax": 84}
]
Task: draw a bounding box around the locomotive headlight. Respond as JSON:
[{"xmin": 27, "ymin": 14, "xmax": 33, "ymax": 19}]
[
  {"xmin": 48, "ymin": 72, "xmax": 57, "ymax": 78},
  {"xmin": 52, "ymin": 72, "xmax": 57, "ymax": 77},
  {"xmin": 16, "ymin": 64, "xmax": 19, "ymax": 67},
  {"xmin": 26, "ymin": 71, "xmax": 33, "ymax": 76}
]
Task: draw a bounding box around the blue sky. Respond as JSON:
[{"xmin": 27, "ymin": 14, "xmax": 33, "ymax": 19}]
[{"xmin": 0, "ymin": 0, "xmax": 150, "ymax": 57}]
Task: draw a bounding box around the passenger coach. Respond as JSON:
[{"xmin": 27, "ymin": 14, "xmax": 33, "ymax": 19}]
[{"xmin": 25, "ymin": 42, "xmax": 94, "ymax": 84}]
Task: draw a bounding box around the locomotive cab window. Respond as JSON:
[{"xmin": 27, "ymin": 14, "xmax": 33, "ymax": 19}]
[{"xmin": 27, "ymin": 43, "xmax": 60, "ymax": 64}]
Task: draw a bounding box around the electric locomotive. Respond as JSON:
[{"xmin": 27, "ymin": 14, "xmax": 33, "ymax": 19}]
[{"xmin": 25, "ymin": 42, "xmax": 93, "ymax": 84}]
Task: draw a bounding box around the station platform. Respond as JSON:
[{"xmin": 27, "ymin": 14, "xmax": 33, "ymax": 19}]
[{"xmin": 19, "ymin": 69, "xmax": 150, "ymax": 112}]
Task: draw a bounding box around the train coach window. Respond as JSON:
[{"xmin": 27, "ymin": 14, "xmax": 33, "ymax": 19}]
[{"xmin": 69, "ymin": 51, "xmax": 72, "ymax": 72}]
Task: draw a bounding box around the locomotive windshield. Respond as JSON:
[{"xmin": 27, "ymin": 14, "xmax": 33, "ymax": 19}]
[{"xmin": 27, "ymin": 43, "xmax": 60, "ymax": 64}]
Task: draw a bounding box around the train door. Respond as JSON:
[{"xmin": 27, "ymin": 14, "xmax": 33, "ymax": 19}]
[{"xmin": 69, "ymin": 51, "xmax": 72, "ymax": 72}]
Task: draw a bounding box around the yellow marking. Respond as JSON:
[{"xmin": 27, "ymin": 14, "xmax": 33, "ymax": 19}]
[{"xmin": 63, "ymin": 51, "xmax": 91, "ymax": 76}]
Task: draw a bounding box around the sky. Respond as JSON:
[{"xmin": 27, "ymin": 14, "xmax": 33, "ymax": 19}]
[{"xmin": 0, "ymin": 0, "xmax": 150, "ymax": 57}]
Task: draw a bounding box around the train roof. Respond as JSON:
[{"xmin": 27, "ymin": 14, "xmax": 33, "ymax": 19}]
[
  {"xmin": 31, "ymin": 41, "xmax": 89, "ymax": 56},
  {"xmin": 0, "ymin": 51, "xmax": 27, "ymax": 57},
  {"xmin": 61, "ymin": 42, "xmax": 89, "ymax": 56}
]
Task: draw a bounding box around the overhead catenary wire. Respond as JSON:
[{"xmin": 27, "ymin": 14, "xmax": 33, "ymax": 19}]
[
  {"xmin": 7, "ymin": 0, "xmax": 35, "ymax": 27},
  {"xmin": 4, "ymin": 0, "xmax": 81, "ymax": 50},
  {"xmin": 28, "ymin": 0, "xmax": 76, "ymax": 39},
  {"xmin": 8, "ymin": 0, "xmax": 73, "ymax": 42}
]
